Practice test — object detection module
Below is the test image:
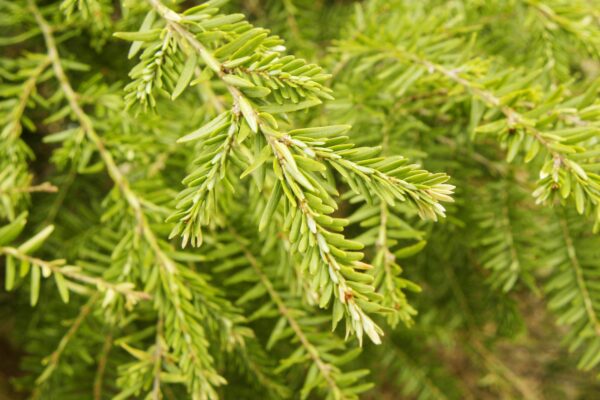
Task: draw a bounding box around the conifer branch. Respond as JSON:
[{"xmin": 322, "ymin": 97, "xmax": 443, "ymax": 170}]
[
  {"xmin": 557, "ymin": 214, "xmax": 600, "ymax": 336},
  {"xmin": 31, "ymin": 2, "xmax": 237, "ymax": 395},
  {"xmin": 151, "ymin": 318, "xmax": 164, "ymax": 400},
  {"xmin": 234, "ymin": 232, "xmax": 345, "ymax": 398},
  {"xmin": 375, "ymin": 202, "xmax": 418, "ymax": 326},
  {"xmin": 0, "ymin": 53, "xmax": 51, "ymax": 220},
  {"xmin": 2, "ymin": 56, "xmax": 50, "ymax": 139},
  {"xmin": 140, "ymin": 0, "xmax": 453, "ymax": 344},
  {"xmin": 0, "ymin": 182, "xmax": 57, "ymax": 195},
  {"xmin": 33, "ymin": 294, "xmax": 99, "ymax": 391},
  {"xmin": 523, "ymin": 0, "xmax": 600, "ymax": 53},
  {"xmin": 385, "ymin": 46, "xmax": 570, "ymax": 166},
  {"xmin": 93, "ymin": 329, "xmax": 113, "ymax": 400},
  {"xmin": 499, "ymin": 199, "xmax": 520, "ymax": 287},
  {"xmin": 30, "ymin": 0, "xmax": 177, "ymax": 275},
  {"xmin": 542, "ymin": 210, "xmax": 600, "ymax": 371},
  {"xmin": 0, "ymin": 245, "xmax": 150, "ymax": 302},
  {"xmin": 147, "ymin": 0, "xmax": 248, "ymax": 112},
  {"xmin": 337, "ymin": 8, "xmax": 600, "ymax": 227}
]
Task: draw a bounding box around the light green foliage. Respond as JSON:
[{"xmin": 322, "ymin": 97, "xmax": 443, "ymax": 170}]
[
  {"xmin": 1, "ymin": 0, "xmax": 600, "ymax": 399},
  {"xmin": 115, "ymin": 0, "xmax": 453, "ymax": 346},
  {"xmin": 335, "ymin": 0, "xmax": 600, "ymax": 231}
]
